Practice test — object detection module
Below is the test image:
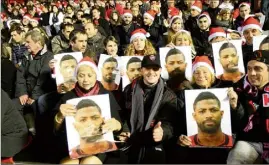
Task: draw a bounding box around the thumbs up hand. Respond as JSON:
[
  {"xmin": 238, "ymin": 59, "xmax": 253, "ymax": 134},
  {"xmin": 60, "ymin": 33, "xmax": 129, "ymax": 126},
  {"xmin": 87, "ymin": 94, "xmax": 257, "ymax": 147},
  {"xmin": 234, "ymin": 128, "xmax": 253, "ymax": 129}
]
[{"xmin": 153, "ymin": 121, "xmax": 163, "ymax": 142}]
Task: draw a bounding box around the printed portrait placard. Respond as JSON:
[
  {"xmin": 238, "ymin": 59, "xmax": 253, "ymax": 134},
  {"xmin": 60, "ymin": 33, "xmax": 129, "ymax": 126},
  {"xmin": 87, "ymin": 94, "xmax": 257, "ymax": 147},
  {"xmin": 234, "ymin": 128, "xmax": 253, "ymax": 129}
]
[
  {"xmin": 65, "ymin": 94, "xmax": 118, "ymax": 159},
  {"xmin": 185, "ymin": 88, "xmax": 233, "ymax": 148}
]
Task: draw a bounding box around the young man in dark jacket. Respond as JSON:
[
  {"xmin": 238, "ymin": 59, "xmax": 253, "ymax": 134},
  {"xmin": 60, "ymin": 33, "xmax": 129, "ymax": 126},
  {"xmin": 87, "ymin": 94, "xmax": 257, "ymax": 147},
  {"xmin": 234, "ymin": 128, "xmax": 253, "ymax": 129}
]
[
  {"xmin": 227, "ymin": 50, "xmax": 269, "ymax": 164},
  {"xmin": 121, "ymin": 55, "xmax": 180, "ymax": 163},
  {"xmin": 114, "ymin": 10, "xmax": 140, "ymax": 55}
]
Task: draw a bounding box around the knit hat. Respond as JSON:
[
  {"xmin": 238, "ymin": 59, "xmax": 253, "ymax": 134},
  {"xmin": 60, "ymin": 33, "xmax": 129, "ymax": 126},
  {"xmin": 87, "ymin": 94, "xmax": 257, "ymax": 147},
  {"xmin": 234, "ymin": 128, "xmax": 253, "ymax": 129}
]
[
  {"xmin": 208, "ymin": 27, "xmax": 226, "ymax": 42},
  {"xmin": 23, "ymin": 14, "xmax": 32, "ymax": 20},
  {"xmin": 192, "ymin": 56, "xmax": 214, "ymax": 74},
  {"xmin": 241, "ymin": 17, "xmax": 262, "ymax": 33},
  {"xmin": 198, "ymin": 12, "xmax": 211, "ymax": 25},
  {"xmin": 130, "ymin": 28, "xmax": 150, "ymax": 42},
  {"xmin": 122, "ymin": 9, "xmax": 133, "ymax": 18},
  {"xmin": 239, "ymin": 2, "xmax": 251, "ymax": 9},
  {"xmin": 191, "ymin": 0, "xmax": 202, "ymax": 13},
  {"xmin": 75, "ymin": 56, "xmax": 98, "ymax": 77},
  {"xmin": 143, "ymin": 10, "xmax": 156, "ymax": 21}
]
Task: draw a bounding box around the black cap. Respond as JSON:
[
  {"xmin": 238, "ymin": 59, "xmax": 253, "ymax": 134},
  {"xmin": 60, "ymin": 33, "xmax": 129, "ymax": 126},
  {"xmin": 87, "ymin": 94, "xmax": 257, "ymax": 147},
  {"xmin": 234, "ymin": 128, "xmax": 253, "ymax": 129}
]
[
  {"xmin": 249, "ymin": 50, "xmax": 269, "ymax": 65},
  {"xmin": 141, "ymin": 55, "xmax": 161, "ymax": 68}
]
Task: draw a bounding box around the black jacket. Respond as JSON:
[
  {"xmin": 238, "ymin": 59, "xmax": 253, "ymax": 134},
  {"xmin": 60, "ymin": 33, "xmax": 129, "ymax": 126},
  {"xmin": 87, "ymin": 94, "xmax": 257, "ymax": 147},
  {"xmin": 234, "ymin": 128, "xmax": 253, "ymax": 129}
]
[
  {"xmin": 15, "ymin": 47, "xmax": 56, "ymax": 100},
  {"xmin": 52, "ymin": 82, "xmax": 122, "ymax": 159},
  {"xmin": 1, "ymin": 59, "xmax": 17, "ymax": 99},
  {"xmin": 143, "ymin": 23, "xmax": 164, "ymax": 49},
  {"xmin": 184, "ymin": 16, "xmax": 199, "ymax": 35},
  {"xmin": 1, "ymin": 90, "xmax": 28, "ymax": 157},
  {"xmin": 233, "ymin": 77, "xmax": 269, "ymax": 142},
  {"xmin": 113, "ymin": 23, "xmax": 140, "ymax": 55},
  {"xmin": 207, "ymin": 7, "xmax": 220, "ymax": 26},
  {"xmin": 242, "ymin": 43, "xmax": 253, "ymax": 69},
  {"xmin": 192, "ymin": 30, "xmax": 211, "ymax": 56},
  {"xmin": 122, "ymin": 78, "xmax": 180, "ymax": 163}
]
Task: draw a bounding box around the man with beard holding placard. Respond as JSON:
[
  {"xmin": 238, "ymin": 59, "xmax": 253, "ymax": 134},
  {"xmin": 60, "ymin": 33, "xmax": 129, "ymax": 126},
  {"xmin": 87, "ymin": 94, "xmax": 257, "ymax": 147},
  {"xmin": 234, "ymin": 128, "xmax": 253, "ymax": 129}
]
[{"xmin": 217, "ymin": 42, "xmax": 244, "ymax": 83}]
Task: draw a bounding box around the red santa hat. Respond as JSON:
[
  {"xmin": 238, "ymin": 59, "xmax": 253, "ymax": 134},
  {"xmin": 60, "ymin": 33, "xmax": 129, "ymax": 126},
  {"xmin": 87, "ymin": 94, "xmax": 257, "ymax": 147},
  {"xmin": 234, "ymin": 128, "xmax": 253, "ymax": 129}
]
[
  {"xmin": 192, "ymin": 56, "xmax": 214, "ymax": 74},
  {"xmin": 239, "ymin": 2, "xmax": 251, "ymax": 9},
  {"xmin": 7, "ymin": 19, "xmax": 21, "ymax": 29},
  {"xmin": 23, "ymin": 14, "xmax": 32, "ymax": 20},
  {"xmin": 191, "ymin": 0, "xmax": 202, "ymax": 13},
  {"xmin": 30, "ymin": 17, "xmax": 40, "ymax": 24},
  {"xmin": 178, "ymin": 29, "xmax": 191, "ymax": 35},
  {"xmin": 169, "ymin": 11, "xmax": 182, "ymax": 27},
  {"xmin": 20, "ymin": 7, "xmax": 27, "ymax": 15},
  {"xmin": 1, "ymin": 12, "xmax": 7, "ymax": 21},
  {"xmin": 208, "ymin": 27, "xmax": 226, "ymax": 42},
  {"xmin": 75, "ymin": 56, "xmax": 98, "ymax": 77},
  {"xmin": 198, "ymin": 12, "xmax": 211, "ymax": 25},
  {"xmin": 143, "ymin": 10, "xmax": 156, "ymax": 21},
  {"xmin": 241, "ymin": 17, "xmax": 262, "ymax": 33},
  {"xmin": 62, "ymin": 1, "xmax": 68, "ymax": 8},
  {"xmin": 130, "ymin": 28, "xmax": 150, "ymax": 42},
  {"xmin": 122, "ymin": 9, "xmax": 133, "ymax": 18}
]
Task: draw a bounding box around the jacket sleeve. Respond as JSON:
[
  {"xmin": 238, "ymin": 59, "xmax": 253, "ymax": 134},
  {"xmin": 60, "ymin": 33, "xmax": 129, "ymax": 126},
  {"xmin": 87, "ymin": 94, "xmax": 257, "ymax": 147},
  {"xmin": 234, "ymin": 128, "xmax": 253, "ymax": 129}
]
[
  {"xmin": 49, "ymin": 13, "xmax": 53, "ymax": 25},
  {"xmin": 31, "ymin": 54, "xmax": 54, "ymax": 100},
  {"xmin": 159, "ymin": 95, "xmax": 179, "ymax": 141},
  {"xmin": 51, "ymin": 36, "xmax": 62, "ymax": 54},
  {"xmin": 15, "ymin": 61, "xmax": 28, "ymax": 97},
  {"xmin": 261, "ymin": 0, "xmax": 269, "ymax": 16}
]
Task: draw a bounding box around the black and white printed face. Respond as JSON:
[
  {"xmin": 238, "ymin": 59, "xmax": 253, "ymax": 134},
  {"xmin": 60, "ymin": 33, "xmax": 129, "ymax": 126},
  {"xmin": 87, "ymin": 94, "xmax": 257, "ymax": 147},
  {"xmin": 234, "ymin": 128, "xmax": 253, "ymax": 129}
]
[{"xmin": 74, "ymin": 106, "xmax": 103, "ymax": 138}]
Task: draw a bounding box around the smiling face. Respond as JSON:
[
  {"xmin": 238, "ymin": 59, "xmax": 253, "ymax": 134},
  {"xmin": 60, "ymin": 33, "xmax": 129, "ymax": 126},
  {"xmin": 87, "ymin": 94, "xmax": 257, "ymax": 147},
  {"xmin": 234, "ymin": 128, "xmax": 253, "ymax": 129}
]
[
  {"xmin": 141, "ymin": 66, "xmax": 161, "ymax": 86},
  {"xmin": 193, "ymin": 99, "xmax": 223, "ymax": 134},
  {"xmin": 247, "ymin": 60, "xmax": 269, "ymax": 89},
  {"xmin": 171, "ymin": 18, "xmax": 182, "ymax": 33},
  {"xmin": 193, "ymin": 66, "xmax": 213, "ymax": 88}
]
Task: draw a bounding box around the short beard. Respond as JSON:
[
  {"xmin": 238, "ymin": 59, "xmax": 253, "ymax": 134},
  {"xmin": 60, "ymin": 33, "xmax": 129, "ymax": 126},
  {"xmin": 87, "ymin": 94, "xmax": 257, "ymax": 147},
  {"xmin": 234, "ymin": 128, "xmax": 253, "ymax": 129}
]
[
  {"xmin": 103, "ymin": 76, "xmax": 115, "ymax": 83},
  {"xmin": 197, "ymin": 120, "xmax": 221, "ymax": 134},
  {"xmin": 169, "ymin": 68, "xmax": 185, "ymax": 78}
]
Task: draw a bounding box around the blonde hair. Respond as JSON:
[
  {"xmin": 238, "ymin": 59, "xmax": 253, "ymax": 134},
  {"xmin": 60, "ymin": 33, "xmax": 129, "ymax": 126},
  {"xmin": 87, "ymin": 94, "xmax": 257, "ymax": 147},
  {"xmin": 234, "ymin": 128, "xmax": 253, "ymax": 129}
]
[
  {"xmin": 216, "ymin": 8, "xmax": 233, "ymax": 21},
  {"xmin": 124, "ymin": 39, "xmax": 156, "ymax": 56},
  {"xmin": 191, "ymin": 68, "xmax": 216, "ymax": 87},
  {"xmin": 167, "ymin": 17, "xmax": 183, "ymax": 43},
  {"xmin": 171, "ymin": 31, "xmax": 196, "ymax": 58}
]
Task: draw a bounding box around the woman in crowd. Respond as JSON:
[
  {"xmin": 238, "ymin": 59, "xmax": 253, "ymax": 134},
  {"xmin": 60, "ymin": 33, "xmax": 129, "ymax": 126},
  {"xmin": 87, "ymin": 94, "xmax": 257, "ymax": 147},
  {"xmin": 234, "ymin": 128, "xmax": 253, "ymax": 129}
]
[
  {"xmin": 53, "ymin": 57, "xmax": 122, "ymax": 164},
  {"xmin": 173, "ymin": 56, "xmax": 242, "ymax": 164},
  {"xmin": 167, "ymin": 30, "xmax": 196, "ymax": 59},
  {"xmin": 49, "ymin": 5, "xmax": 64, "ymax": 34},
  {"xmin": 164, "ymin": 15, "xmax": 184, "ymax": 44},
  {"xmin": 103, "ymin": 36, "xmax": 121, "ymax": 57},
  {"xmin": 215, "ymin": 8, "xmax": 233, "ymax": 30},
  {"xmin": 124, "ymin": 28, "xmax": 156, "ymax": 56},
  {"xmin": 109, "ymin": 10, "xmax": 122, "ymax": 34}
]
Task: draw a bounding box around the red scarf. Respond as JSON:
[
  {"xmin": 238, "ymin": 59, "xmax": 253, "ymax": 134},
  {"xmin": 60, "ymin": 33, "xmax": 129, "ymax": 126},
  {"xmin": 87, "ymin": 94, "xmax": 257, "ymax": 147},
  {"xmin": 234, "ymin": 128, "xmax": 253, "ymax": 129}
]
[{"xmin": 74, "ymin": 82, "xmax": 100, "ymax": 97}]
